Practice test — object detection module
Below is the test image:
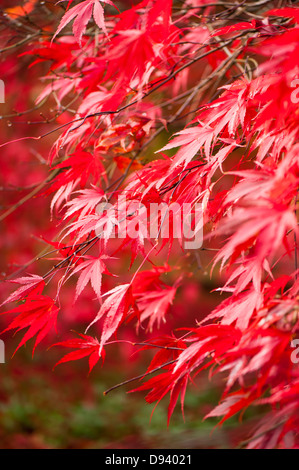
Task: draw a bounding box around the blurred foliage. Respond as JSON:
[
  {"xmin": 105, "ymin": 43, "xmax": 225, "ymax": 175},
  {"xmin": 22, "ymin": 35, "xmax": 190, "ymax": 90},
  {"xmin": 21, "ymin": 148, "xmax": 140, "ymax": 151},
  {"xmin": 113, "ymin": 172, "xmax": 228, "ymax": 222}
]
[{"xmin": 0, "ymin": 347, "xmax": 257, "ymax": 449}]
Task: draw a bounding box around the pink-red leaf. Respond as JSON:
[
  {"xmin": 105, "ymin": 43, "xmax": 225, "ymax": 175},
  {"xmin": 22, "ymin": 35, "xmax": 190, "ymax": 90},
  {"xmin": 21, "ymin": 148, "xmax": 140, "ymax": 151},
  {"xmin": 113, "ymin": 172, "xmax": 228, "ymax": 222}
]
[{"xmin": 53, "ymin": 332, "xmax": 103, "ymax": 373}]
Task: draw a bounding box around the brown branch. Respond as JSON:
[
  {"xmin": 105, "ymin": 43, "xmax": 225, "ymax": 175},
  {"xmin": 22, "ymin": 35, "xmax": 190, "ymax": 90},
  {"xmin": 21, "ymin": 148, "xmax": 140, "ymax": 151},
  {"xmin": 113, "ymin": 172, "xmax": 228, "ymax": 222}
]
[
  {"xmin": 103, "ymin": 359, "xmax": 177, "ymax": 396},
  {"xmin": 0, "ymin": 168, "xmax": 59, "ymax": 222}
]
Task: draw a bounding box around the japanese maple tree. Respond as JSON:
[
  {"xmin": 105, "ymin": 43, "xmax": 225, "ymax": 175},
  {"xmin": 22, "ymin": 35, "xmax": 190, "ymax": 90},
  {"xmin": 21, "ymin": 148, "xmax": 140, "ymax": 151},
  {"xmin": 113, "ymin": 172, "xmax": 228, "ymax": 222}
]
[{"xmin": 1, "ymin": 0, "xmax": 299, "ymax": 449}]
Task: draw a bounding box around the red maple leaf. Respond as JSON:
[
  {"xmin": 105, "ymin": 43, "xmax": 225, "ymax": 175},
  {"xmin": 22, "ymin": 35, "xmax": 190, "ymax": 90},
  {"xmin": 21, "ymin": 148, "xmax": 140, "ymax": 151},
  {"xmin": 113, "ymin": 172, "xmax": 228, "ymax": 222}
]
[
  {"xmin": 87, "ymin": 284, "xmax": 139, "ymax": 352},
  {"xmin": 1, "ymin": 295, "xmax": 59, "ymax": 355},
  {"xmin": 69, "ymin": 254, "xmax": 115, "ymax": 302},
  {"xmin": 53, "ymin": 332, "xmax": 104, "ymax": 374},
  {"xmin": 1, "ymin": 275, "xmax": 45, "ymax": 307},
  {"xmin": 53, "ymin": 0, "xmax": 118, "ymax": 45}
]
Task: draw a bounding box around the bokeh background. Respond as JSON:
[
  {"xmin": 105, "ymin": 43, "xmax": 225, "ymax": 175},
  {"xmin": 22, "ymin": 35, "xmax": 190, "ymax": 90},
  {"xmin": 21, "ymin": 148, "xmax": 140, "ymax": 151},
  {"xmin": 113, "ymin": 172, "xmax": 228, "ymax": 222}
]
[{"xmin": 0, "ymin": 0, "xmax": 269, "ymax": 449}]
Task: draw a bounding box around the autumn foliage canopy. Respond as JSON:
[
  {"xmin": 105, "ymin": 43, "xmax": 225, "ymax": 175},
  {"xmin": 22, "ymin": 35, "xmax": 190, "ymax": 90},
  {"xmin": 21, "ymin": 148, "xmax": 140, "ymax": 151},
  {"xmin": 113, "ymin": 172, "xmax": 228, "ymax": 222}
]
[{"xmin": 1, "ymin": 0, "xmax": 299, "ymax": 449}]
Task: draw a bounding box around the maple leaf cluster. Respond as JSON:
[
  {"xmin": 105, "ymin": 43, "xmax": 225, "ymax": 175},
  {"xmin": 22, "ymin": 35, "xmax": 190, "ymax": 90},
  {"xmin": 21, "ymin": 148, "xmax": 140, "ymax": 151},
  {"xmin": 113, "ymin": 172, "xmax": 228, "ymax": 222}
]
[{"xmin": 1, "ymin": 0, "xmax": 299, "ymax": 449}]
